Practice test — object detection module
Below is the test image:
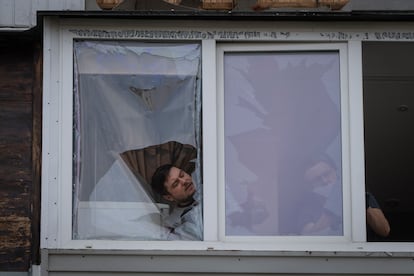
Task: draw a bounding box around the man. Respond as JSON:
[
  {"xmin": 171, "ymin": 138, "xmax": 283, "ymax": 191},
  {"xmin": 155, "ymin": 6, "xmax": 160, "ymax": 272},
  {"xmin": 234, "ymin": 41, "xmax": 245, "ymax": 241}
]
[{"xmin": 151, "ymin": 164, "xmax": 203, "ymax": 240}]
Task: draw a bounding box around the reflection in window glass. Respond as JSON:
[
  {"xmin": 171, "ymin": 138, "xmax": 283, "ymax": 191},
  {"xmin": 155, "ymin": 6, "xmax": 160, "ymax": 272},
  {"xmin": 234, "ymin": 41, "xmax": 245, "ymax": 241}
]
[
  {"xmin": 224, "ymin": 51, "xmax": 342, "ymax": 236},
  {"xmin": 72, "ymin": 41, "xmax": 203, "ymax": 240}
]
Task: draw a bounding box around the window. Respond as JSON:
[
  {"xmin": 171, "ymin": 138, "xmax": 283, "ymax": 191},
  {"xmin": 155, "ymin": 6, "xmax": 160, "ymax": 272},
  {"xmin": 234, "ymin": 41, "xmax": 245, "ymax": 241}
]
[
  {"xmin": 69, "ymin": 41, "xmax": 350, "ymax": 243},
  {"xmin": 217, "ymin": 44, "xmax": 350, "ymax": 240},
  {"xmin": 43, "ymin": 21, "xmax": 381, "ymax": 251},
  {"xmin": 220, "ymin": 47, "xmax": 342, "ymax": 237},
  {"xmin": 72, "ymin": 40, "xmax": 203, "ymax": 241},
  {"xmin": 363, "ymin": 42, "xmax": 414, "ymax": 242}
]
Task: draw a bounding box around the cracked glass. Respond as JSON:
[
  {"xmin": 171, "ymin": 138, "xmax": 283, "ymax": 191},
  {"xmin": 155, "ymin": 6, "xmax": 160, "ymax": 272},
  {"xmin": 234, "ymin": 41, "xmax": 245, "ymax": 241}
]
[{"xmin": 72, "ymin": 40, "xmax": 203, "ymax": 241}]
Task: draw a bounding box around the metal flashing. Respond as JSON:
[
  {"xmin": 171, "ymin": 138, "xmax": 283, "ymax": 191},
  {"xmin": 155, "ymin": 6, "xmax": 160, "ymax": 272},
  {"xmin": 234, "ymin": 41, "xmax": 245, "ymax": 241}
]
[{"xmin": 36, "ymin": 9, "xmax": 414, "ymax": 22}]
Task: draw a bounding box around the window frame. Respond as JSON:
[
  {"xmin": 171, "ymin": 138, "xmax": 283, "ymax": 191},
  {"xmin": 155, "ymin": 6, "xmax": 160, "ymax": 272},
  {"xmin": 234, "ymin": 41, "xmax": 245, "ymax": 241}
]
[
  {"xmin": 216, "ymin": 43, "xmax": 351, "ymax": 243},
  {"xmin": 42, "ymin": 18, "xmax": 414, "ymax": 252}
]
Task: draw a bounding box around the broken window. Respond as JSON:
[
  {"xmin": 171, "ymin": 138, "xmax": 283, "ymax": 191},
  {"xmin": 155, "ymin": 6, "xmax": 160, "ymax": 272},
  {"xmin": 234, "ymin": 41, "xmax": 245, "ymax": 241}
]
[
  {"xmin": 223, "ymin": 50, "xmax": 343, "ymax": 236},
  {"xmin": 72, "ymin": 40, "xmax": 203, "ymax": 240}
]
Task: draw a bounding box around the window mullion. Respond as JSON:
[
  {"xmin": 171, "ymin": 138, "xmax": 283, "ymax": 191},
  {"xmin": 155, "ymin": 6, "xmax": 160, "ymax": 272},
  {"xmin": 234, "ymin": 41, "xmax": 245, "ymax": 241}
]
[
  {"xmin": 202, "ymin": 39, "xmax": 219, "ymax": 241},
  {"xmin": 348, "ymin": 40, "xmax": 367, "ymax": 242}
]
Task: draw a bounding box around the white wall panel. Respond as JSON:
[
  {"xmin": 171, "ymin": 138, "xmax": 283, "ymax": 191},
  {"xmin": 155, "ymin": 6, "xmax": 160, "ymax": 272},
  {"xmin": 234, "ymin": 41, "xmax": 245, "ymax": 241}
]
[
  {"xmin": 48, "ymin": 0, "xmax": 66, "ymax": 10},
  {"xmin": 0, "ymin": 0, "xmax": 84, "ymax": 29},
  {"xmin": 42, "ymin": 249, "xmax": 414, "ymax": 276},
  {"xmin": 35, "ymin": 0, "xmax": 50, "ymax": 10},
  {"xmin": 31, "ymin": 0, "xmax": 49, "ymax": 26},
  {"xmin": 0, "ymin": 0, "xmax": 14, "ymax": 27},
  {"xmin": 65, "ymin": 0, "xmax": 85, "ymax": 10},
  {"xmin": 14, "ymin": 0, "xmax": 32, "ymax": 26}
]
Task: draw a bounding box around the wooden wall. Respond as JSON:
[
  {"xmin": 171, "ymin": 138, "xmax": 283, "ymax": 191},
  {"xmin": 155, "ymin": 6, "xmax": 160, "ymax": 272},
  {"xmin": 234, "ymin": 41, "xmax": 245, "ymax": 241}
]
[{"xmin": 0, "ymin": 32, "xmax": 41, "ymax": 271}]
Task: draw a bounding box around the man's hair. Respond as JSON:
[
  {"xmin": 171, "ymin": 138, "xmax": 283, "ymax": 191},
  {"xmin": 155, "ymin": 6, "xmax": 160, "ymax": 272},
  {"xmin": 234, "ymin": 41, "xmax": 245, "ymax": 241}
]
[{"xmin": 151, "ymin": 164, "xmax": 173, "ymax": 196}]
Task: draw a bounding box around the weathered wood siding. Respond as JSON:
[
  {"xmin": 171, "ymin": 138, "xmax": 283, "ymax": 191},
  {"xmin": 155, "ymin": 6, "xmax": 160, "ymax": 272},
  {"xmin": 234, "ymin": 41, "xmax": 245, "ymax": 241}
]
[{"xmin": 0, "ymin": 34, "xmax": 42, "ymax": 271}]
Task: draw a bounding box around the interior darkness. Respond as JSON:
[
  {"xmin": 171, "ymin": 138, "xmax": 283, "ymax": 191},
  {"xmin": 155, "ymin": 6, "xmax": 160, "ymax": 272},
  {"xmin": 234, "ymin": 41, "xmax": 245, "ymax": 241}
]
[{"xmin": 363, "ymin": 42, "xmax": 414, "ymax": 241}]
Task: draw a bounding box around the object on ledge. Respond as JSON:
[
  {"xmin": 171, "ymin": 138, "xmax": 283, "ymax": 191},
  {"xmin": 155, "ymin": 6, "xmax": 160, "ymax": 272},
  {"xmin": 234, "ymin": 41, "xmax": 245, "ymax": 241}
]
[
  {"xmin": 163, "ymin": 0, "xmax": 183, "ymax": 4},
  {"xmin": 96, "ymin": 0, "xmax": 124, "ymax": 10},
  {"xmin": 253, "ymin": 0, "xmax": 349, "ymax": 11},
  {"xmin": 319, "ymin": 0, "xmax": 349, "ymax": 10},
  {"xmin": 202, "ymin": 0, "xmax": 237, "ymax": 10}
]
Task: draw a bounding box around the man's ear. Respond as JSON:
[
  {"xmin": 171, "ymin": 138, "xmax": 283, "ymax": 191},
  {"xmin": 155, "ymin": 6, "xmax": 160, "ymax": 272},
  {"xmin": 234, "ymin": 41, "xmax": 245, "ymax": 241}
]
[{"xmin": 163, "ymin": 194, "xmax": 175, "ymax": 202}]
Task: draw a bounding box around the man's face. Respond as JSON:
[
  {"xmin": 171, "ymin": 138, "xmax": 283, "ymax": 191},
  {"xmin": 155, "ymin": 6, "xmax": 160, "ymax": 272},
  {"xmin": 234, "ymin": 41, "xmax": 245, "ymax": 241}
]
[
  {"xmin": 305, "ymin": 161, "xmax": 337, "ymax": 188},
  {"xmin": 163, "ymin": 167, "xmax": 196, "ymax": 204}
]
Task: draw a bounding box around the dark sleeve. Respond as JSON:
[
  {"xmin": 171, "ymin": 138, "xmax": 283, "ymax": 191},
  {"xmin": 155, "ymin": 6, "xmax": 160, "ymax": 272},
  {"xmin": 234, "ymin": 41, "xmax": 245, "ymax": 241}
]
[{"xmin": 366, "ymin": 192, "xmax": 380, "ymax": 209}]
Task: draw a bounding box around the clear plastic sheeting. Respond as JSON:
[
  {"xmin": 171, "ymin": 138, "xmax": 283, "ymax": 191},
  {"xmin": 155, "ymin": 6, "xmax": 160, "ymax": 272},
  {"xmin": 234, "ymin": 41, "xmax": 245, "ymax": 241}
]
[
  {"xmin": 224, "ymin": 51, "xmax": 343, "ymax": 236},
  {"xmin": 72, "ymin": 41, "xmax": 202, "ymax": 240}
]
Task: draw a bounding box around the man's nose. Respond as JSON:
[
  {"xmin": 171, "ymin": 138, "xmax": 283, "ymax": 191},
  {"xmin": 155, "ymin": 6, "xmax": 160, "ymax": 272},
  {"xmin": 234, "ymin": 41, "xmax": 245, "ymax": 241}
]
[{"xmin": 180, "ymin": 179, "xmax": 191, "ymax": 186}]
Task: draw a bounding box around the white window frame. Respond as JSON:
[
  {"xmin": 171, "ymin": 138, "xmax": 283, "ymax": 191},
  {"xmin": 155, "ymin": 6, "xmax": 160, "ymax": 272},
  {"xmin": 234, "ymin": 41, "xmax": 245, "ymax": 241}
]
[
  {"xmin": 41, "ymin": 17, "xmax": 414, "ymax": 252},
  {"xmin": 216, "ymin": 43, "xmax": 351, "ymax": 243}
]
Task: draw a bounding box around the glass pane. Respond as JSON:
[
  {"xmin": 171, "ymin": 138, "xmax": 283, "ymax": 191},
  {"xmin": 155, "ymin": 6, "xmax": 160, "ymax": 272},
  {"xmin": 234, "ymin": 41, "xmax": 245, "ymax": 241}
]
[
  {"xmin": 73, "ymin": 41, "xmax": 203, "ymax": 240},
  {"xmin": 224, "ymin": 51, "xmax": 342, "ymax": 236}
]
